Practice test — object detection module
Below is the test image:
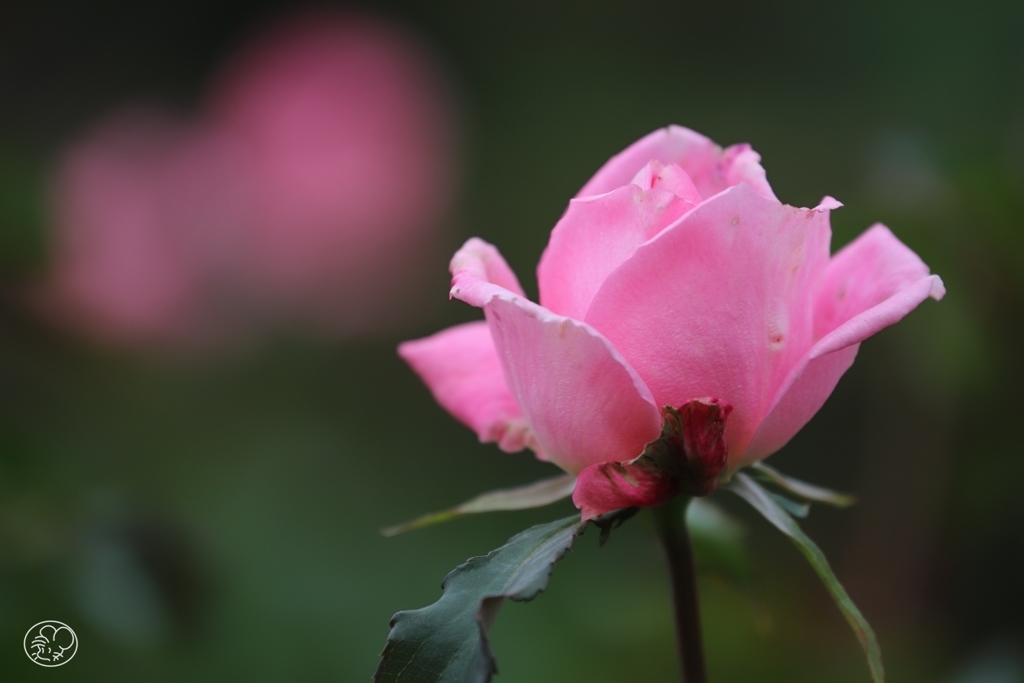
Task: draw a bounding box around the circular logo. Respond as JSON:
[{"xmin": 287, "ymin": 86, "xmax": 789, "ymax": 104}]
[{"xmin": 23, "ymin": 621, "xmax": 78, "ymax": 667}]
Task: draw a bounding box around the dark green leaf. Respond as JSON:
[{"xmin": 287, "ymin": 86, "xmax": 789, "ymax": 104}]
[
  {"xmin": 375, "ymin": 510, "xmax": 632, "ymax": 683},
  {"xmin": 726, "ymin": 473, "xmax": 884, "ymax": 683},
  {"xmin": 381, "ymin": 474, "xmax": 577, "ymax": 536},
  {"xmin": 750, "ymin": 462, "xmax": 856, "ymax": 507}
]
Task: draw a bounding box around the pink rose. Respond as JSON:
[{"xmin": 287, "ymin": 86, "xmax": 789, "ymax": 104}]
[
  {"xmin": 35, "ymin": 11, "xmax": 458, "ymax": 350},
  {"xmin": 400, "ymin": 126, "xmax": 944, "ymax": 519},
  {"xmin": 204, "ymin": 11, "xmax": 458, "ymax": 336},
  {"xmin": 35, "ymin": 110, "xmax": 252, "ymax": 350}
]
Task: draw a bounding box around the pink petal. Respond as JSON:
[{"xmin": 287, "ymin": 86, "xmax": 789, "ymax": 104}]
[
  {"xmin": 812, "ymin": 224, "xmax": 946, "ymax": 349},
  {"xmin": 398, "ymin": 321, "xmax": 535, "ymax": 453},
  {"xmin": 584, "ymin": 183, "xmax": 833, "ymax": 460},
  {"xmin": 740, "ymin": 344, "xmax": 860, "ymax": 467},
  {"xmin": 537, "ymin": 181, "xmax": 695, "ymax": 320},
  {"xmin": 576, "ymin": 125, "xmax": 776, "ymax": 201},
  {"xmin": 743, "ymin": 225, "xmax": 944, "ymax": 463},
  {"xmin": 450, "ymin": 240, "xmax": 662, "ymax": 475}
]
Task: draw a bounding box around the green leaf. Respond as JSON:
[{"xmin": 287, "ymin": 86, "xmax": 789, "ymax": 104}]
[
  {"xmin": 381, "ymin": 474, "xmax": 577, "ymax": 537},
  {"xmin": 375, "ymin": 510, "xmax": 632, "ymax": 683},
  {"xmin": 725, "ymin": 473, "xmax": 885, "ymax": 683},
  {"xmin": 750, "ymin": 462, "xmax": 856, "ymax": 507}
]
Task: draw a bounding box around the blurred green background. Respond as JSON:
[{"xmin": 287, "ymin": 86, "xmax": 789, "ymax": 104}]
[{"xmin": 2, "ymin": 0, "xmax": 1023, "ymax": 681}]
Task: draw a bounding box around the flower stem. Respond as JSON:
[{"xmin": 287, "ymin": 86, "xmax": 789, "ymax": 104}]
[{"xmin": 652, "ymin": 496, "xmax": 708, "ymax": 683}]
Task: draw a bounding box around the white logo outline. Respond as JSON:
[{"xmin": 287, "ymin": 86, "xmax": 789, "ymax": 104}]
[{"xmin": 23, "ymin": 620, "xmax": 78, "ymax": 667}]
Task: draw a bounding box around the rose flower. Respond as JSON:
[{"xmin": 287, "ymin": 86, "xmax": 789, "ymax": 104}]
[{"xmin": 400, "ymin": 126, "xmax": 944, "ymax": 519}]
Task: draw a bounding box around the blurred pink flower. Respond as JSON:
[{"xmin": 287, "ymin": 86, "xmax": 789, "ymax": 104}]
[
  {"xmin": 37, "ymin": 11, "xmax": 457, "ymax": 350},
  {"xmin": 204, "ymin": 12, "xmax": 458, "ymax": 335},
  {"xmin": 36, "ymin": 111, "xmax": 251, "ymax": 349},
  {"xmin": 400, "ymin": 126, "xmax": 945, "ymax": 519}
]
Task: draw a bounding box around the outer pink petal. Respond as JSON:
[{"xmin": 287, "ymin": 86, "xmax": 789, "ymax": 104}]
[
  {"xmin": 743, "ymin": 225, "xmax": 945, "ymax": 463},
  {"xmin": 739, "ymin": 344, "xmax": 860, "ymax": 467},
  {"xmin": 576, "ymin": 125, "xmax": 776, "ymax": 201},
  {"xmin": 812, "ymin": 224, "xmax": 946, "ymax": 347},
  {"xmin": 537, "ymin": 184, "xmax": 695, "ymax": 320},
  {"xmin": 584, "ymin": 183, "xmax": 833, "ymax": 460},
  {"xmin": 398, "ymin": 321, "xmax": 535, "ymax": 453},
  {"xmin": 450, "ymin": 240, "xmax": 662, "ymax": 475}
]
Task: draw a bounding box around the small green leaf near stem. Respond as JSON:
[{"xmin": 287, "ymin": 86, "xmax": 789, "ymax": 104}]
[
  {"xmin": 750, "ymin": 463, "xmax": 856, "ymax": 507},
  {"xmin": 726, "ymin": 472, "xmax": 884, "ymax": 683},
  {"xmin": 381, "ymin": 474, "xmax": 577, "ymax": 536}
]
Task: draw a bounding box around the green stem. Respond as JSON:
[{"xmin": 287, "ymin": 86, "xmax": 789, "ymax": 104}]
[{"xmin": 652, "ymin": 497, "xmax": 708, "ymax": 683}]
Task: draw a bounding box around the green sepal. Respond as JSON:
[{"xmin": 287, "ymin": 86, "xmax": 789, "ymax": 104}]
[
  {"xmin": 374, "ymin": 509, "xmax": 635, "ymax": 683},
  {"xmin": 767, "ymin": 491, "xmax": 811, "ymax": 518},
  {"xmin": 725, "ymin": 472, "xmax": 884, "ymax": 683},
  {"xmin": 381, "ymin": 474, "xmax": 576, "ymax": 537},
  {"xmin": 750, "ymin": 462, "xmax": 856, "ymax": 507}
]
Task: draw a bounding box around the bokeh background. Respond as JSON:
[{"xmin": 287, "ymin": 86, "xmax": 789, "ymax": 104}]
[{"xmin": 2, "ymin": 0, "xmax": 1023, "ymax": 681}]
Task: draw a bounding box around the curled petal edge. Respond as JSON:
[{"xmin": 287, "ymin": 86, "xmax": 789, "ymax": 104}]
[{"xmin": 449, "ymin": 237, "xmax": 526, "ymax": 304}]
